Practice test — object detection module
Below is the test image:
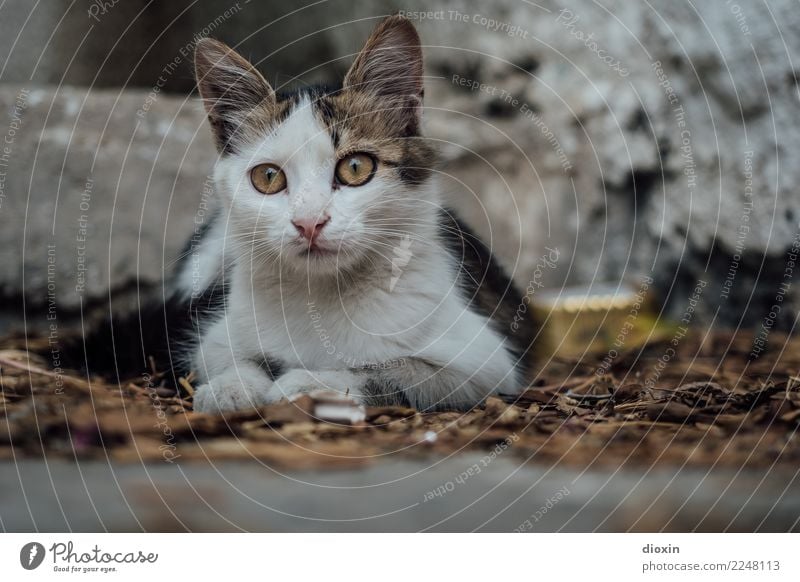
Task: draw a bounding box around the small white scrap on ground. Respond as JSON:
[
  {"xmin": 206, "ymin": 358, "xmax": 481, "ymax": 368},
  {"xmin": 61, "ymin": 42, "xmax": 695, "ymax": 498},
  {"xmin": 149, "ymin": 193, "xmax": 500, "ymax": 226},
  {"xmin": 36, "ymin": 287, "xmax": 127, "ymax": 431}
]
[{"xmin": 291, "ymin": 391, "xmax": 367, "ymax": 424}]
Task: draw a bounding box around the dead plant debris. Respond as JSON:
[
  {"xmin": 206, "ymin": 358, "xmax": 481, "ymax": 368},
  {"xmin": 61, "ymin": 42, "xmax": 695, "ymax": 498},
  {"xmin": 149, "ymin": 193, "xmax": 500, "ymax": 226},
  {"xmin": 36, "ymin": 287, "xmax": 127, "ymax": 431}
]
[{"xmin": 1, "ymin": 330, "xmax": 799, "ymax": 469}]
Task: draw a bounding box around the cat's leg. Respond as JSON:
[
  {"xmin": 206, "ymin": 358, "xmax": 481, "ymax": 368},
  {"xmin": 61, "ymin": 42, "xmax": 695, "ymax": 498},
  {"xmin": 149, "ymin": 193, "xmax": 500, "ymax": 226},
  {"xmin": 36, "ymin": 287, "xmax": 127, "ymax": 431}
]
[
  {"xmin": 377, "ymin": 310, "xmax": 523, "ymax": 410},
  {"xmin": 266, "ymin": 342, "xmax": 518, "ymax": 411},
  {"xmin": 192, "ymin": 318, "xmax": 277, "ymax": 413},
  {"xmin": 193, "ymin": 360, "xmax": 276, "ymax": 413},
  {"xmin": 364, "ymin": 346, "xmax": 520, "ymax": 411},
  {"xmin": 266, "ymin": 354, "xmax": 515, "ymax": 411}
]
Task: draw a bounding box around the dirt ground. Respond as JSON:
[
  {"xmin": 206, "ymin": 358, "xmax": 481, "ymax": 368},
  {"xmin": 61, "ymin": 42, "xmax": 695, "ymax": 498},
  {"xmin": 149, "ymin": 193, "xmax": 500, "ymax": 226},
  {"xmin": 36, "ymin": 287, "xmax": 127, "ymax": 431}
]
[{"xmin": 1, "ymin": 329, "xmax": 799, "ymax": 472}]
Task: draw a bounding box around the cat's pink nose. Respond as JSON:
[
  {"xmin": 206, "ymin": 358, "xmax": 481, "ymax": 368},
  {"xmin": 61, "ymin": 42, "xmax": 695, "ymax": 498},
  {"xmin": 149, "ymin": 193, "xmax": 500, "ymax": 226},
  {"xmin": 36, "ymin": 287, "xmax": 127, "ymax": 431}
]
[{"xmin": 292, "ymin": 216, "xmax": 330, "ymax": 242}]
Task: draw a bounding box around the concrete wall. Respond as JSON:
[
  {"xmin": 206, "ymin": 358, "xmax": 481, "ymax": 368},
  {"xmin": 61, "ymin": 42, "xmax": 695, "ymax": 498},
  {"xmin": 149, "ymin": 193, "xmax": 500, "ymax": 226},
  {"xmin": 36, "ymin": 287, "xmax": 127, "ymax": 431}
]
[{"xmin": 1, "ymin": 0, "xmax": 798, "ymax": 332}]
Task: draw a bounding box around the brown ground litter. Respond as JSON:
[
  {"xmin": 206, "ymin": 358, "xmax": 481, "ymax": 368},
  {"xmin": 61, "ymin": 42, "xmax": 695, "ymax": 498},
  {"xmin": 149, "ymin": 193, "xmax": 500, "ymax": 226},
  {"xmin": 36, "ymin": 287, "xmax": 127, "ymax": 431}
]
[{"xmin": 1, "ymin": 329, "xmax": 798, "ymax": 470}]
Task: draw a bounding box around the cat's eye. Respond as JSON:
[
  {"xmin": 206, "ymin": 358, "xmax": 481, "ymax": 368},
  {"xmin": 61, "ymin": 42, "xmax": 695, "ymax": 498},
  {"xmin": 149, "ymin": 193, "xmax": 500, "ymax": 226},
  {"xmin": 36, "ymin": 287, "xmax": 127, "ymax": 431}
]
[
  {"xmin": 335, "ymin": 153, "xmax": 377, "ymax": 187},
  {"xmin": 250, "ymin": 163, "xmax": 287, "ymax": 194}
]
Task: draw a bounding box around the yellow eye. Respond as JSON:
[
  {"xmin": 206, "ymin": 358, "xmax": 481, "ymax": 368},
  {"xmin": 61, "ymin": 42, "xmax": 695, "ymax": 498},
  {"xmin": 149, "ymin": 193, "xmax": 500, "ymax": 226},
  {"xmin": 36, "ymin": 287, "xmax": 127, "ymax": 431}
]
[
  {"xmin": 250, "ymin": 163, "xmax": 287, "ymax": 194},
  {"xmin": 335, "ymin": 153, "xmax": 377, "ymax": 187}
]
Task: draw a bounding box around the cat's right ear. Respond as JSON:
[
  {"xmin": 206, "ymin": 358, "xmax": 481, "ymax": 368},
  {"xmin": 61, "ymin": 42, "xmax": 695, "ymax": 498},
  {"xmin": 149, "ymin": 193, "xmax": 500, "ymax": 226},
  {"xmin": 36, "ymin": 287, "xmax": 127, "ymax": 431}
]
[{"xmin": 194, "ymin": 38, "xmax": 275, "ymax": 153}]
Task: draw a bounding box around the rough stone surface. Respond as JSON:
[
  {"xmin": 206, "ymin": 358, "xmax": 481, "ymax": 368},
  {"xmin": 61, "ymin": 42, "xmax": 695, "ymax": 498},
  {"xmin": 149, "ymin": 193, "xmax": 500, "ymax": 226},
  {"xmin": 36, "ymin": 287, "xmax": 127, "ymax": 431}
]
[
  {"xmin": 0, "ymin": 86, "xmax": 216, "ymax": 323},
  {"xmin": 1, "ymin": 0, "xmax": 799, "ymax": 330}
]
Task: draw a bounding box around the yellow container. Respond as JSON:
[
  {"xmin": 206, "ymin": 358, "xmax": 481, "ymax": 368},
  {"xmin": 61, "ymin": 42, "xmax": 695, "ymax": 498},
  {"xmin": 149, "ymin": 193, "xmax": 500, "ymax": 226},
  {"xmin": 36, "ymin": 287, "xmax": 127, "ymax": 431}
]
[{"xmin": 531, "ymin": 279, "xmax": 665, "ymax": 360}]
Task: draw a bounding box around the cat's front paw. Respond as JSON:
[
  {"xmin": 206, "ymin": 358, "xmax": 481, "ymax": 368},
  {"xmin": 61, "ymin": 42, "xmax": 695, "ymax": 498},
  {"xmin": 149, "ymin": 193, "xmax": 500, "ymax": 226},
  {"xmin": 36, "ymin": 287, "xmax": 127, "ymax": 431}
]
[
  {"xmin": 271, "ymin": 369, "xmax": 364, "ymax": 402},
  {"xmin": 193, "ymin": 369, "xmax": 273, "ymax": 414}
]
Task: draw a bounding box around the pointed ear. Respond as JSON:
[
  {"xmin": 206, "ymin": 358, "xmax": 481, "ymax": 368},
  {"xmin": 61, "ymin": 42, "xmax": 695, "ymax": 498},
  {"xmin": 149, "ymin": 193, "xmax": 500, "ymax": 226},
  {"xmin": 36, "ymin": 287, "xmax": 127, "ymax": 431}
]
[
  {"xmin": 343, "ymin": 16, "xmax": 423, "ymax": 127},
  {"xmin": 194, "ymin": 38, "xmax": 275, "ymax": 153}
]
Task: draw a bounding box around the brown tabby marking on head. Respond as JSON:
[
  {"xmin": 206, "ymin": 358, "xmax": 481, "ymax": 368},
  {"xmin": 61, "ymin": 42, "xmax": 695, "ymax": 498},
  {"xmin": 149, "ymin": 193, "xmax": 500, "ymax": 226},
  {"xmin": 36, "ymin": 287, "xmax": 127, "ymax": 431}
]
[{"xmin": 194, "ymin": 15, "xmax": 434, "ymax": 182}]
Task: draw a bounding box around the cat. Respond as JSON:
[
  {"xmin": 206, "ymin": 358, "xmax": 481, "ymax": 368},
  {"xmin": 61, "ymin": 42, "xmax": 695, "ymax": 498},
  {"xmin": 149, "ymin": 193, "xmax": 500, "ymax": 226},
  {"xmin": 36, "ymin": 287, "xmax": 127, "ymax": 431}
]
[{"xmin": 167, "ymin": 15, "xmax": 538, "ymax": 413}]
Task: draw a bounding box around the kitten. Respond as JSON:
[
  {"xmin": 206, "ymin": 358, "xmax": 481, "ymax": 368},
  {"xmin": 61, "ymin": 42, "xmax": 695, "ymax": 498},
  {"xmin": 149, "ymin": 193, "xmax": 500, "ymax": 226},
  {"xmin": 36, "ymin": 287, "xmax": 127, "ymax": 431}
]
[{"xmin": 176, "ymin": 15, "xmax": 538, "ymax": 413}]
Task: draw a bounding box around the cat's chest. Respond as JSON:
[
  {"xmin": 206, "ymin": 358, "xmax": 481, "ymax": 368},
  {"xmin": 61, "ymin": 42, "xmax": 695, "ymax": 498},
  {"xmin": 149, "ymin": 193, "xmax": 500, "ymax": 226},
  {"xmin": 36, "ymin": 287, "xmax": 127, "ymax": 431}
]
[{"xmin": 241, "ymin": 283, "xmax": 432, "ymax": 367}]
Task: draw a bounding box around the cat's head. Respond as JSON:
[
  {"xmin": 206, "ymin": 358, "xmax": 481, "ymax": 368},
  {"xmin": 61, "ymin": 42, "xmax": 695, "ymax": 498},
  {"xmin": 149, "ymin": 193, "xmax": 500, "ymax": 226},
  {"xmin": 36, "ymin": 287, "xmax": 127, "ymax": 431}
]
[{"xmin": 194, "ymin": 15, "xmax": 437, "ymax": 276}]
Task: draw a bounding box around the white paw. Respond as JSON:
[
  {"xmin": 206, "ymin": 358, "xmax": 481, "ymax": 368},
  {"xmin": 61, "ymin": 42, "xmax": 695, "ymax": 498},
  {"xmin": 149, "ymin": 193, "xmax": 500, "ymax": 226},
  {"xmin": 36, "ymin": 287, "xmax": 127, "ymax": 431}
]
[
  {"xmin": 270, "ymin": 369, "xmax": 363, "ymax": 402},
  {"xmin": 192, "ymin": 369, "xmax": 273, "ymax": 414}
]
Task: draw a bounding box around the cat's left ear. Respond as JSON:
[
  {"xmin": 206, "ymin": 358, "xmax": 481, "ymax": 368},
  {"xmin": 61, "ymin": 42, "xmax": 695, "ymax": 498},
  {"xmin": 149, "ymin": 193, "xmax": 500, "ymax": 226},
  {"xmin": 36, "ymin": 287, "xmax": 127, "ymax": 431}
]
[{"xmin": 344, "ymin": 15, "xmax": 424, "ymax": 129}]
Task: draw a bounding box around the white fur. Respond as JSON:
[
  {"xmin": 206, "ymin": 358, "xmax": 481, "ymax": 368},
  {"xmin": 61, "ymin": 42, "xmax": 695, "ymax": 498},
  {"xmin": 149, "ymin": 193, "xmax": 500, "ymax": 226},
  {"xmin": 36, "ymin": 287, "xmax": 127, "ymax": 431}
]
[
  {"xmin": 179, "ymin": 98, "xmax": 521, "ymax": 413},
  {"xmin": 174, "ymin": 214, "xmax": 229, "ymax": 300}
]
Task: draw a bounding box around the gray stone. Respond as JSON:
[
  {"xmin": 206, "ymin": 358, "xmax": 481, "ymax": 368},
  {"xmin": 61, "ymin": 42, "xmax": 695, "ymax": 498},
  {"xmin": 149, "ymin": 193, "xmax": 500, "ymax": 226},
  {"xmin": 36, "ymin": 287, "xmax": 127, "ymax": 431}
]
[
  {"xmin": 1, "ymin": 0, "xmax": 799, "ymax": 331},
  {"xmin": 0, "ymin": 85, "xmax": 216, "ymax": 321},
  {"xmin": 1, "ymin": 457, "xmax": 797, "ymax": 531}
]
